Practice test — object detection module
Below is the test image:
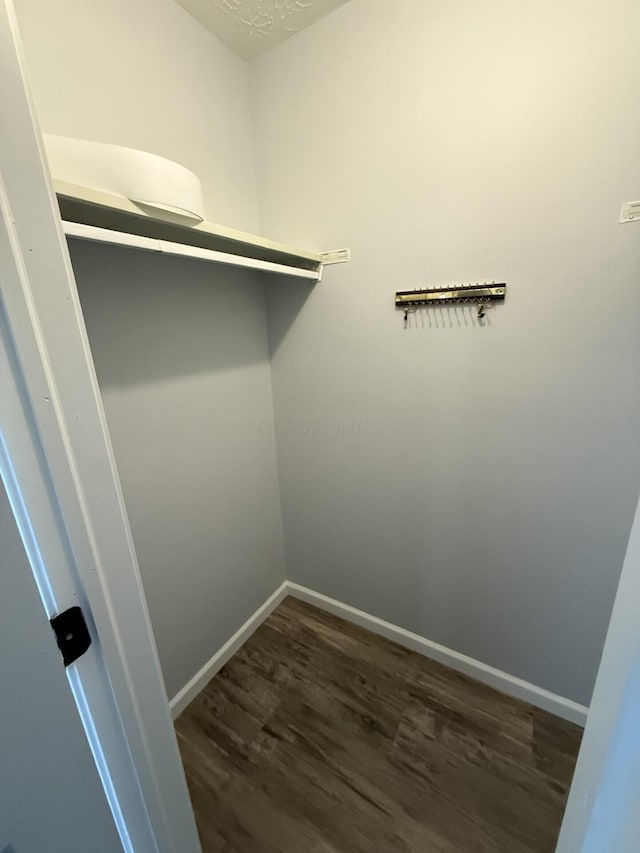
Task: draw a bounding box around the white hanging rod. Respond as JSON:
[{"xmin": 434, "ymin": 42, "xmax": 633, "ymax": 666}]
[{"xmin": 61, "ymin": 221, "xmax": 322, "ymax": 281}]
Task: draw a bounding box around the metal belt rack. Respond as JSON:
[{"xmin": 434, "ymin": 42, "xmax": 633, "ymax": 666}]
[{"xmin": 396, "ymin": 282, "xmax": 507, "ymax": 323}]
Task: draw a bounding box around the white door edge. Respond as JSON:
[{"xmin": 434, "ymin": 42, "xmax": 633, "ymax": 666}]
[
  {"xmin": 0, "ymin": 170, "xmax": 156, "ymax": 853},
  {"xmin": 0, "ymin": 2, "xmax": 201, "ymax": 851},
  {"xmin": 556, "ymin": 490, "xmax": 640, "ymax": 853}
]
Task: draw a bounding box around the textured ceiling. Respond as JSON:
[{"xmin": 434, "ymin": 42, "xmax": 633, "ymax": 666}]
[{"xmin": 174, "ymin": 0, "xmax": 351, "ymax": 60}]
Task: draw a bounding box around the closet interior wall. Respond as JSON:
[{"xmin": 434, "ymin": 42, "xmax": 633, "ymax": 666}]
[
  {"xmin": 15, "ymin": 0, "xmax": 640, "ymax": 714},
  {"xmin": 15, "ymin": 0, "xmax": 286, "ymax": 699},
  {"xmin": 251, "ymin": 0, "xmax": 640, "ymax": 708}
]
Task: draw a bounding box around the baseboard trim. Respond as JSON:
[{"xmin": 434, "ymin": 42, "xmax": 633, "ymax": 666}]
[
  {"xmin": 170, "ymin": 579, "xmax": 588, "ymax": 727},
  {"xmin": 169, "ymin": 581, "xmax": 289, "ymax": 719},
  {"xmin": 287, "ymin": 583, "xmax": 589, "ymax": 727}
]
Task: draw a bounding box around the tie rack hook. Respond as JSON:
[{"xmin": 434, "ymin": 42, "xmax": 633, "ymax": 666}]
[{"xmin": 396, "ymin": 283, "xmax": 506, "ymax": 326}]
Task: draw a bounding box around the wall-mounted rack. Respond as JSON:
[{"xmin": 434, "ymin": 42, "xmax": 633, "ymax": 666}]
[{"xmin": 396, "ymin": 282, "xmax": 507, "ymax": 323}]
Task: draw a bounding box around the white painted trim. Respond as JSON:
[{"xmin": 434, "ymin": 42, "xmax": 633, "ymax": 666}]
[
  {"xmin": 0, "ymin": 199, "xmax": 145, "ymax": 853},
  {"xmin": 170, "ymin": 580, "xmax": 588, "ymax": 727},
  {"xmin": 170, "ymin": 582, "xmax": 289, "ymax": 719},
  {"xmin": 287, "ymin": 583, "xmax": 589, "ymax": 727},
  {"xmin": 0, "ymin": 3, "xmax": 200, "ymax": 850},
  {"xmin": 557, "ymin": 494, "xmax": 640, "ymax": 852}
]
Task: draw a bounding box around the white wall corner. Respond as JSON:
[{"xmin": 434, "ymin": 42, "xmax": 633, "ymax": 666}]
[{"xmin": 169, "ymin": 581, "xmax": 289, "ymax": 719}]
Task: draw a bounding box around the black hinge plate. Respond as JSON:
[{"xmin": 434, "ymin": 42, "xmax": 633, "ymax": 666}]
[{"xmin": 50, "ymin": 606, "xmax": 92, "ymax": 666}]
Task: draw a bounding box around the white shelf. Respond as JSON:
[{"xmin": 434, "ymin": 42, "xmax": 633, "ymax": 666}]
[
  {"xmin": 62, "ymin": 220, "xmax": 320, "ymax": 280},
  {"xmin": 54, "ymin": 179, "xmax": 323, "ymax": 279}
]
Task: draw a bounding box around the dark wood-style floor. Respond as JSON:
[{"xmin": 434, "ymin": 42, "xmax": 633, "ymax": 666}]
[{"xmin": 175, "ymin": 597, "xmax": 582, "ymax": 853}]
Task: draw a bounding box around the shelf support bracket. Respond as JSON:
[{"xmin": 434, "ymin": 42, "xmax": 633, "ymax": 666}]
[{"xmin": 320, "ymin": 248, "xmax": 351, "ymax": 266}]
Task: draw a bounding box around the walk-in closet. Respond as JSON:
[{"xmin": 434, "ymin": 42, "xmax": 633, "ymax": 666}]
[{"xmin": 2, "ymin": 0, "xmax": 640, "ymax": 851}]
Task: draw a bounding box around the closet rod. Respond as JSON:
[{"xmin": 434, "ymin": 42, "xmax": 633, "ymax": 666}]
[{"xmin": 61, "ymin": 221, "xmax": 322, "ymax": 281}]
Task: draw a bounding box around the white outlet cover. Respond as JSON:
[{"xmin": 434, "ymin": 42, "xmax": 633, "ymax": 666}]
[{"xmin": 619, "ymin": 201, "xmax": 640, "ymax": 223}]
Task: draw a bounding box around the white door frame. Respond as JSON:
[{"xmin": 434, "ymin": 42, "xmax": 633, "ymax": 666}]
[
  {"xmin": 556, "ymin": 491, "xmax": 640, "ymax": 852},
  {"xmin": 0, "ymin": 2, "xmax": 200, "ymax": 851}
]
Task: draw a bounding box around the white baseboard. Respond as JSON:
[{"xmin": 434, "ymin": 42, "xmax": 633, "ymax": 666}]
[
  {"xmin": 287, "ymin": 583, "xmax": 589, "ymax": 727},
  {"xmin": 169, "ymin": 581, "xmax": 288, "ymax": 719},
  {"xmin": 170, "ymin": 579, "xmax": 588, "ymax": 727}
]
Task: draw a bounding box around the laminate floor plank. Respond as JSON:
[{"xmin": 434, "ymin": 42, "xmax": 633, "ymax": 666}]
[{"xmin": 176, "ymin": 596, "xmax": 581, "ymax": 852}]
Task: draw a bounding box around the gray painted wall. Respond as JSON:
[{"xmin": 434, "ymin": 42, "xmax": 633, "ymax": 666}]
[
  {"xmin": 16, "ymin": 0, "xmax": 287, "ymax": 700},
  {"xmin": 15, "ymin": 0, "xmax": 640, "ymax": 711},
  {"xmin": 251, "ymin": 0, "xmax": 640, "ymax": 706},
  {"xmin": 72, "ymin": 241, "xmax": 286, "ymax": 698},
  {"xmin": 0, "ymin": 479, "xmax": 121, "ymax": 853}
]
